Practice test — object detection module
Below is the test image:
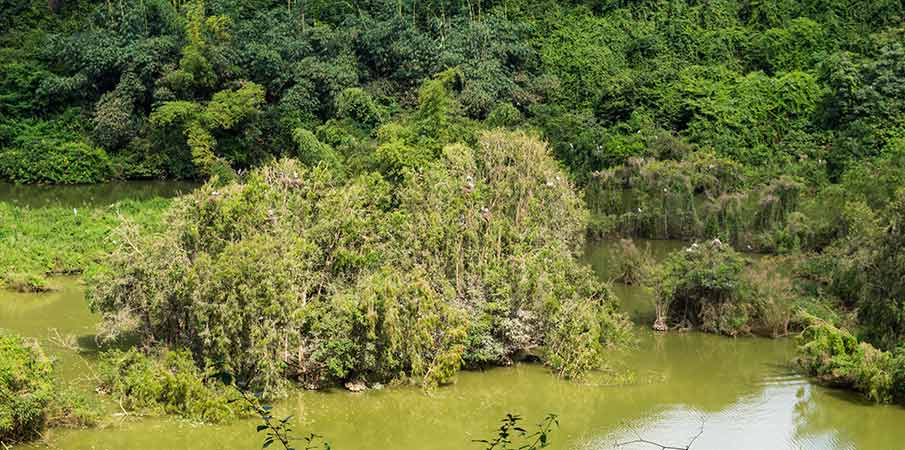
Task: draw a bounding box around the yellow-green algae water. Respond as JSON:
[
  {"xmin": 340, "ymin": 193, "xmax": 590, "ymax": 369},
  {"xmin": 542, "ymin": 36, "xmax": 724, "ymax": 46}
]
[{"xmin": 3, "ymin": 225, "xmax": 904, "ymax": 449}]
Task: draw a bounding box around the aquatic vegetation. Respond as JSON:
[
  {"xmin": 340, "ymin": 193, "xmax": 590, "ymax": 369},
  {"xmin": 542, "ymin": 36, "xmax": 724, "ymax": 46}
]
[
  {"xmin": 2, "ymin": 272, "xmax": 51, "ymax": 293},
  {"xmin": 651, "ymin": 240, "xmax": 750, "ymax": 334},
  {"xmin": 612, "ymin": 239, "xmax": 651, "ymax": 285},
  {"xmin": 0, "ymin": 333, "xmax": 98, "ymax": 444},
  {"xmin": 89, "ymin": 131, "xmax": 629, "ymax": 397},
  {"xmin": 0, "ymin": 334, "xmax": 54, "ymax": 443},
  {"xmin": 651, "ymin": 241, "xmax": 802, "ymax": 337},
  {"xmin": 0, "ymin": 199, "xmax": 170, "ymax": 283},
  {"xmin": 797, "ymin": 318, "xmax": 905, "ymax": 405},
  {"xmin": 97, "ymin": 349, "xmax": 243, "ymax": 423}
]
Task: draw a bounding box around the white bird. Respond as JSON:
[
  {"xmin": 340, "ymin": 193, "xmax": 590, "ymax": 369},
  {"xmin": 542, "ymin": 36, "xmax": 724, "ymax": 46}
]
[{"xmin": 73, "ymin": 208, "xmax": 77, "ymax": 216}]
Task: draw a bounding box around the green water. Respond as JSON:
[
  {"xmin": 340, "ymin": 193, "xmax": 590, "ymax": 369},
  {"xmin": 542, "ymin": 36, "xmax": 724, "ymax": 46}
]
[
  {"xmin": 0, "ymin": 181, "xmax": 197, "ymax": 208},
  {"xmin": 3, "ymin": 240, "xmax": 905, "ymax": 449}
]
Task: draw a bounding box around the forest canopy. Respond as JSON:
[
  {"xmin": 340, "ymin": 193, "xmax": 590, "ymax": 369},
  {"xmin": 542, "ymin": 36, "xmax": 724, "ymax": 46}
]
[{"xmin": 1, "ymin": 0, "xmax": 903, "ymax": 184}]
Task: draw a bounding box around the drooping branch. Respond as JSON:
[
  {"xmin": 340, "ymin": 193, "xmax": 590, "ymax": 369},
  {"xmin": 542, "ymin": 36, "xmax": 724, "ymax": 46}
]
[{"xmin": 614, "ymin": 421, "xmax": 704, "ymax": 450}]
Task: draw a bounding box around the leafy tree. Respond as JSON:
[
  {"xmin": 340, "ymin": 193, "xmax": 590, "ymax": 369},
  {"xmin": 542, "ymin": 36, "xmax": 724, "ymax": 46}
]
[{"xmin": 150, "ymin": 81, "xmax": 265, "ymax": 178}]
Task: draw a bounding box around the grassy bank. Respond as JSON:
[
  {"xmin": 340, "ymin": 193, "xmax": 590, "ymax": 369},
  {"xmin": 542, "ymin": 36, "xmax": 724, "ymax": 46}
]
[{"xmin": 0, "ymin": 198, "xmax": 170, "ymax": 289}]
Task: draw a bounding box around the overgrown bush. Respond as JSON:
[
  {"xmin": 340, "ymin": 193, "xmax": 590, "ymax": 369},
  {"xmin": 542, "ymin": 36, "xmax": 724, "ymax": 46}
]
[
  {"xmin": 796, "ymin": 189, "xmax": 905, "ymax": 350},
  {"xmin": 797, "ymin": 318, "xmax": 905, "ymax": 405},
  {"xmin": 651, "ymin": 240, "xmax": 801, "ymax": 336},
  {"xmin": 97, "ymin": 349, "xmax": 242, "ymax": 423},
  {"xmin": 652, "ymin": 240, "xmax": 750, "ymax": 334},
  {"xmin": 0, "ymin": 141, "xmax": 112, "ymax": 184},
  {"xmin": 612, "ymin": 239, "xmax": 651, "ymax": 285},
  {"xmin": 89, "ymin": 131, "xmax": 629, "ymax": 398},
  {"xmin": 0, "ymin": 334, "xmax": 97, "ymax": 444},
  {"xmin": 0, "ymin": 334, "xmax": 54, "ymax": 443}
]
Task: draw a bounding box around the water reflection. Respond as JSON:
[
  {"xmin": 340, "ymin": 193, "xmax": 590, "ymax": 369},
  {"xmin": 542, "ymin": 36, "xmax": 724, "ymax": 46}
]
[{"xmin": 0, "ymin": 181, "xmax": 196, "ymax": 208}]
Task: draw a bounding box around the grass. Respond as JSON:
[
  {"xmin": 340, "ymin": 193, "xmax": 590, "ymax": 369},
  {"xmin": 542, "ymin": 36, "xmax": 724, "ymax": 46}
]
[{"xmin": 0, "ymin": 198, "xmax": 170, "ymax": 285}]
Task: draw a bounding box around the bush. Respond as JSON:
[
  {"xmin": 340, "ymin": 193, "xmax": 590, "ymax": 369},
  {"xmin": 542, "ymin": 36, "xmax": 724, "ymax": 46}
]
[
  {"xmin": 97, "ymin": 349, "xmax": 242, "ymax": 423},
  {"xmin": 612, "ymin": 239, "xmax": 651, "ymax": 285},
  {"xmin": 652, "ymin": 240, "xmax": 750, "ymax": 334},
  {"xmin": 651, "ymin": 240, "xmax": 800, "ymax": 336},
  {"xmin": 484, "ymin": 103, "xmax": 523, "ymax": 128},
  {"xmin": 797, "ymin": 318, "xmax": 905, "ymax": 405},
  {"xmin": 0, "ymin": 141, "xmax": 112, "ymax": 184},
  {"xmin": 89, "ymin": 131, "xmax": 629, "ymax": 397},
  {"xmin": 334, "ymin": 88, "xmax": 384, "ymax": 128},
  {"xmin": 0, "ymin": 334, "xmax": 54, "ymax": 443},
  {"xmin": 0, "ymin": 334, "xmax": 95, "ymax": 443}
]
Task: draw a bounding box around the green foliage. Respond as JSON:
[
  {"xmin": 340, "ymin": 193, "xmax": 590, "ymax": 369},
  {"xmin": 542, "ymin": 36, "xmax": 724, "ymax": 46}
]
[
  {"xmin": 88, "ymin": 131, "xmax": 629, "ymax": 397},
  {"xmin": 372, "ymin": 138, "xmax": 433, "ymax": 182},
  {"xmin": 335, "ymin": 88, "xmax": 384, "ymax": 128},
  {"xmin": 484, "ymin": 103, "xmax": 523, "ymax": 129},
  {"xmin": 797, "ymin": 318, "xmax": 905, "ymax": 405},
  {"xmin": 98, "ymin": 349, "xmax": 242, "ymax": 423},
  {"xmin": 612, "ymin": 239, "xmax": 651, "ymax": 285},
  {"xmin": 853, "ymin": 190, "xmax": 905, "ymax": 350},
  {"xmin": 652, "ymin": 240, "xmax": 750, "ymax": 335},
  {"xmin": 651, "ymin": 240, "xmax": 802, "ymax": 336},
  {"xmin": 0, "ymin": 334, "xmax": 54, "ymax": 443},
  {"xmin": 0, "ymin": 141, "xmax": 112, "ymax": 184},
  {"xmin": 2, "ymin": 272, "xmax": 50, "ymax": 293},
  {"xmin": 2, "ymin": 0, "xmax": 903, "ymax": 188},
  {"xmin": 0, "ymin": 333, "xmax": 97, "ymax": 444},
  {"xmin": 474, "ymin": 413, "xmax": 558, "ymax": 450},
  {"xmin": 798, "ymin": 189, "xmax": 905, "ymax": 350},
  {"xmin": 0, "ymin": 198, "xmax": 170, "ymax": 282},
  {"xmin": 150, "ymin": 81, "xmax": 265, "ymax": 178}
]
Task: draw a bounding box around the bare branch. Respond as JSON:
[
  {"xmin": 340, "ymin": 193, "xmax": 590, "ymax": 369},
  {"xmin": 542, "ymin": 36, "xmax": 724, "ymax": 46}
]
[{"xmin": 614, "ymin": 421, "xmax": 705, "ymax": 450}]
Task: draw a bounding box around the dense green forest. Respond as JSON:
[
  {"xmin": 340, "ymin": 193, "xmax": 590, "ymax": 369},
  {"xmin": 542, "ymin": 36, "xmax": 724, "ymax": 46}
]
[
  {"xmin": 2, "ymin": 0, "xmax": 905, "ymax": 445},
  {"xmin": 2, "ymin": 0, "xmax": 903, "ymax": 184}
]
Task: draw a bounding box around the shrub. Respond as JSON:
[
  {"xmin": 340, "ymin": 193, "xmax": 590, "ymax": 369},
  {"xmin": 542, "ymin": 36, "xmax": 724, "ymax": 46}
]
[
  {"xmin": 612, "ymin": 239, "xmax": 651, "ymax": 285},
  {"xmin": 796, "ymin": 318, "xmax": 905, "ymax": 405},
  {"xmin": 97, "ymin": 349, "xmax": 242, "ymax": 423},
  {"xmin": 650, "ymin": 240, "xmax": 801, "ymax": 337},
  {"xmin": 652, "ymin": 240, "xmax": 750, "ymax": 334},
  {"xmin": 292, "ymin": 128, "xmax": 342, "ymax": 172},
  {"xmin": 0, "ymin": 141, "xmax": 112, "ymax": 184},
  {"xmin": 0, "ymin": 334, "xmax": 54, "ymax": 443},
  {"xmin": 484, "ymin": 103, "xmax": 523, "ymax": 128},
  {"xmin": 89, "ymin": 131, "xmax": 629, "ymax": 397},
  {"xmin": 334, "ymin": 87, "xmax": 384, "ymax": 128}
]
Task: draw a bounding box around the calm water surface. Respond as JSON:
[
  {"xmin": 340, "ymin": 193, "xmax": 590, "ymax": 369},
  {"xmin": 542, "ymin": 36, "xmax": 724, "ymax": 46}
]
[
  {"xmin": 0, "ymin": 181, "xmax": 197, "ymax": 208},
  {"xmin": 2, "ymin": 221, "xmax": 904, "ymax": 449}
]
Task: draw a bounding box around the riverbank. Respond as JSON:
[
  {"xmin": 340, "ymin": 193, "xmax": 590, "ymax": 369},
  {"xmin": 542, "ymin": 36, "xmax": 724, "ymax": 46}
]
[
  {"xmin": 0, "ymin": 182, "xmax": 195, "ymax": 289},
  {"xmin": 4, "ymin": 248, "xmax": 905, "ymax": 450},
  {"xmin": 3, "ymin": 180, "xmax": 904, "ymax": 449}
]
